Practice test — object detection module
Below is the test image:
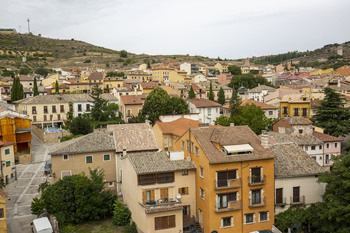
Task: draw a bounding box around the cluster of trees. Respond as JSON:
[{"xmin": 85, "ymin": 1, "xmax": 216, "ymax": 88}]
[
  {"xmin": 275, "ymin": 153, "xmax": 350, "ymax": 232},
  {"xmin": 311, "ymin": 87, "xmax": 350, "ymax": 137},
  {"xmin": 228, "ymin": 65, "xmax": 242, "ymax": 75},
  {"xmin": 254, "ymin": 51, "xmax": 307, "ymax": 65},
  {"xmin": 106, "ymin": 71, "xmax": 125, "ymax": 78},
  {"xmin": 228, "ymin": 73, "xmax": 274, "ymax": 90},
  {"xmin": 10, "ymin": 76, "xmax": 24, "ymax": 102},
  {"xmin": 140, "ymin": 87, "xmax": 189, "ymax": 124}
]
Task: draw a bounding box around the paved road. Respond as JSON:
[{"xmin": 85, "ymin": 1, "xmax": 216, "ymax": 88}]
[{"xmin": 5, "ymin": 135, "xmax": 52, "ymax": 233}]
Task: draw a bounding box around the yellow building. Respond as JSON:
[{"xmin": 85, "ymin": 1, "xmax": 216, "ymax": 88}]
[
  {"xmin": 120, "ymin": 95, "xmax": 145, "ymax": 123},
  {"xmin": 214, "ymin": 62, "xmax": 229, "ymax": 73},
  {"xmin": 126, "ymin": 70, "xmax": 151, "ymax": 82},
  {"xmin": 169, "ymin": 70, "xmax": 189, "ymax": 83},
  {"xmin": 151, "ymin": 66, "xmax": 174, "ymax": 84},
  {"xmin": 280, "ymin": 94, "xmax": 311, "ymax": 118},
  {"xmin": 104, "ymin": 77, "xmax": 124, "ymax": 93},
  {"xmin": 174, "ymin": 126, "xmax": 275, "ymax": 233},
  {"xmin": 0, "ymin": 189, "xmax": 8, "ymax": 233}
]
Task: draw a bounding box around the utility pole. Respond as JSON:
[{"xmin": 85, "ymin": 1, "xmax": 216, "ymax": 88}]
[{"xmin": 27, "ymin": 18, "xmax": 30, "ymax": 34}]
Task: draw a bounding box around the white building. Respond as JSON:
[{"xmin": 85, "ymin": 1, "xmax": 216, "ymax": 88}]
[
  {"xmin": 247, "ymin": 84, "xmax": 275, "ymax": 102},
  {"xmin": 187, "ymin": 98, "xmax": 221, "ymax": 125}
]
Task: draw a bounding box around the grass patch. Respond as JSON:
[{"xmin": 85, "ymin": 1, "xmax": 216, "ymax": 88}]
[
  {"xmin": 75, "ymin": 218, "xmax": 125, "ymax": 233},
  {"xmin": 60, "ymin": 134, "xmax": 83, "ymax": 142}
]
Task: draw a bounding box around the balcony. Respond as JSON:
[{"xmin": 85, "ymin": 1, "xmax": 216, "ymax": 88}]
[
  {"xmin": 275, "ymin": 197, "xmax": 287, "ymax": 206},
  {"xmin": 290, "ymin": 195, "xmax": 305, "ymax": 205},
  {"xmin": 215, "ymin": 178, "xmax": 241, "ymax": 190},
  {"xmin": 140, "ymin": 197, "xmax": 182, "ymax": 214},
  {"xmin": 248, "ymin": 175, "xmax": 266, "ymax": 186},
  {"xmin": 249, "ymin": 196, "xmax": 266, "ymax": 208},
  {"xmin": 215, "ymin": 200, "xmax": 242, "ymax": 212}
]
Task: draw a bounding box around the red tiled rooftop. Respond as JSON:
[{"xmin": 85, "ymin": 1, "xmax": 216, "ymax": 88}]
[
  {"xmin": 120, "ymin": 95, "xmax": 144, "ymax": 105},
  {"xmin": 312, "ymin": 131, "xmax": 343, "ymax": 142},
  {"xmin": 188, "ymin": 98, "xmax": 222, "ymax": 108},
  {"xmin": 241, "ymin": 99, "xmax": 278, "ymax": 109},
  {"xmin": 0, "ymin": 189, "xmax": 8, "ymax": 199}
]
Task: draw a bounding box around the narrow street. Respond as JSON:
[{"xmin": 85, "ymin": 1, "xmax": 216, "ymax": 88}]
[{"xmin": 5, "ymin": 135, "xmax": 52, "ymax": 233}]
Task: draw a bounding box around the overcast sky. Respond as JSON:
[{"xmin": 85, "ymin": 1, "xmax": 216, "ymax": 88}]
[{"xmin": 1, "ymin": 0, "xmax": 350, "ymax": 59}]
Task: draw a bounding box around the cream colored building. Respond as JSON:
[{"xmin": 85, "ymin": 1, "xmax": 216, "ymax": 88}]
[
  {"xmin": 214, "ymin": 62, "xmax": 229, "ymax": 73},
  {"xmin": 0, "ymin": 142, "xmax": 16, "ymax": 185},
  {"xmin": 121, "ymin": 151, "xmax": 196, "ymax": 233},
  {"xmin": 126, "ymin": 70, "xmax": 151, "ymax": 82},
  {"xmin": 0, "ymin": 189, "xmax": 8, "ymax": 233},
  {"xmin": 49, "ymin": 132, "xmax": 117, "ymax": 191},
  {"xmin": 151, "ymin": 67, "xmax": 174, "ymax": 84}
]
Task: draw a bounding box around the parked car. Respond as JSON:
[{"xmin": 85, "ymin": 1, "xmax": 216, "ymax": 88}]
[
  {"xmin": 44, "ymin": 160, "xmax": 51, "ymax": 175},
  {"xmin": 31, "ymin": 217, "xmax": 53, "ymax": 233}
]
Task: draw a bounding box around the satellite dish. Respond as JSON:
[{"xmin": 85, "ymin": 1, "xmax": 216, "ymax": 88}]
[{"xmin": 176, "ymin": 193, "xmax": 182, "ymax": 199}]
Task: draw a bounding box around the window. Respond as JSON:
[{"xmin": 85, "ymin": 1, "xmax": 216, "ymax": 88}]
[
  {"xmin": 44, "ymin": 115, "xmax": 47, "ymax": 121},
  {"xmin": 276, "ymin": 188, "xmax": 283, "ymax": 204},
  {"xmin": 200, "ymin": 187, "xmax": 205, "ymax": 199},
  {"xmin": 268, "ymin": 111, "xmax": 273, "ymax": 116},
  {"xmin": 245, "ymin": 214, "xmax": 254, "ymax": 224},
  {"xmin": 186, "ymin": 140, "xmax": 190, "ymax": 151},
  {"xmin": 293, "ymin": 186, "xmax": 300, "ymax": 203},
  {"xmin": 217, "ymin": 170, "xmax": 237, "ymax": 187},
  {"xmin": 154, "ymin": 215, "xmax": 175, "ymax": 230},
  {"xmin": 32, "ymin": 106, "xmax": 36, "ymax": 114},
  {"xmin": 250, "ymin": 167, "xmax": 261, "ymax": 184},
  {"xmin": 0, "ymin": 208, "xmax": 4, "ymax": 218},
  {"xmin": 78, "ymin": 104, "xmax": 82, "ymax": 112},
  {"xmin": 138, "ymin": 174, "xmax": 156, "ymax": 185},
  {"xmin": 86, "ymin": 104, "xmax": 91, "ymax": 111},
  {"xmin": 178, "ymin": 187, "xmax": 189, "ymax": 195},
  {"xmin": 169, "ymin": 137, "xmax": 172, "ymax": 147},
  {"xmin": 251, "ymin": 189, "xmax": 261, "ymax": 204},
  {"xmin": 5, "ymin": 161, "xmax": 11, "ymax": 167},
  {"xmin": 63, "ymin": 154, "xmax": 68, "ymax": 160},
  {"xmin": 127, "ymin": 109, "xmax": 131, "ymax": 117},
  {"xmin": 208, "ymin": 108, "xmax": 211, "ymax": 115},
  {"xmin": 182, "ymin": 170, "xmax": 188, "ymax": 176},
  {"xmin": 302, "ymin": 108, "xmax": 308, "ymax": 116},
  {"xmin": 183, "ymin": 205, "xmax": 190, "ymax": 217},
  {"xmin": 326, "ymin": 143, "xmax": 329, "ymax": 148},
  {"xmin": 200, "ymin": 166, "xmax": 204, "ymax": 178},
  {"xmin": 335, "ymin": 143, "xmax": 338, "ymax": 148},
  {"xmin": 195, "ymin": 146, "xmax": 199, "ymax": 156},
  {"xmin": 259, "ymin": 211, "xmax": 268, "ymax": 222},
  {"xmin": 143, "ymin": 189, "xmax": 155, "ymax": 204},
  {"xmin": 108, "ymin": 182, "xmax": 114, "ymax": 187},
  {"xmin": 222, "ymin": 217, "xmax": 233, "ymax": 228},
  {"xmin": 61, "ymin": 170, "xmax": 71, "ymax": 178},
  {"xmin": 60, "ymin": 105, "xmax": 64, "ymax": 113},
  {"xmin": 191, "ymin": 142, "xmax": 194, "ymax": 153},
  {"xmin": 311, "ymin": 146, "xmax": 316, "ymax": 150},
  {"xmin": 157, "ymin": 172, "xmax": 174, "ymax": 183},
  {"xmin": 283, "ymin": 107, "xmax": 288, "ymax": 114},
  {"xmin": 33, "ymin": 116, "xmax": 36, "ymax": 122},
  {"xmin": 325, "ymin": 154, "xmax": 330, "ymax": 164},
  {"xmin": 164, "ymin": 137, "xmax": 168, "ymax": 147},
  {"xmin": 5, "ymin": 148, "xmax": 10, "ymax": 155},
  {"xmin": 44, "ymin": 106, "xmax": 48, "ymax": 114},
  {"xmin": 293, "ymin": 108, "xmax": 299, "ymax": 116},
  {"xmin": 86, "ymin": 155, "xmax": 93, "ymax": 163},
  {"xmin": 299, "ymin": 129, "xmax": 303, "ymax": 134},
  {"xmin": 217, "ymin": 192, "xmax": 237, "ymax": 208},
  {"xmin": 52, "ymin": 105, "xmax": 56, "ymax": 113},
  {"xmin": 181, "ymin": 141, "xmax": 185, "ymax": 148},
  {"xmin": 104, "ymin": 154, "xmax": 111, "ymax": 161},
  {"xmin": 50, "ymin": 115, "xmax": 53, "ymax": 121},
  {"xmin": 319, "ymin": 145, "xmax": 322, "ymax": 150}
]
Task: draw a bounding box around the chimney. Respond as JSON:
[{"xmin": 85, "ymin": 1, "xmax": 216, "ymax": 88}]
[
  {"xmin": 122, "ymin": 148, "xmax": 127, "ymax": 157},
  {"xmin": 338, "ymin": 79, "xmax": 341, "ymax": 88},
  {"xmin": 230, "ymin": 123, "xmax": 235, "ymax": 127},
  {"xmin": 261, "ymin": 130, "xmax": 269, "ymax": 149}
]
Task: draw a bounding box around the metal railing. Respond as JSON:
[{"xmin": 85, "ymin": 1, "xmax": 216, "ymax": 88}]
[
  {"xmin": 215, "ymin": 178, "xmax": 241, "ymax": 190},
  {"xmin": 290, "ymin": 195, "xmax": 305, "ymax": 205},
  {"xmin": 275, "ymin": 197, "xmax": 286, "ymax": 205},
  {"xmin": 215, "ymin": 200, "xmax": 242, "ymax": 212},
  {"xmin": 249, "ymin": 196, "xmax": 266, "ymax": 208},
  {"xmin": 248, "ymin": 175, "xmax": 266, "ymax": 186}
]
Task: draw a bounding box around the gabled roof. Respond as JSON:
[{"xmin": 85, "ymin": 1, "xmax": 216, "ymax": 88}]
[
  {"xmin": 188, "ymin": 98, "xmax": 221, "ymax": 108},
  {"xmin": 107, "ymin": 123, "xmax": 158, "ymax": 152},
  {"xmin": 155, "ymin": 118, "xmax": 218, "ymax": 137},
  {"xmin": 140, "ymin": 82, "xmax": 158, "ymax": 89},
  {"xmin": 120, "ymin": 95, "xmax": 144, "ymax": 105},
  {"xmin": 128, "ymin": 151, "xmax": 196, "ymax": 174},
  {"xmin": 312, "ymin": 131, "xmax": 343, "ymax": 142},
  {"xmin": 271, "ymin": 143, "xmax": 324, "ymax": 177},
  {"xmin": 191, "ymin": 125, "xmax": 273, "ymax": 164},
  {"xmin": 248, "ymin": 85, "xmax": 275, "ymax": 93},
  {"xmin": 241, "ymin": 99, "xmax": 278, "ymax": 109},
  {"xmin": 49, "ymin": 132, "xmax": 116, "ymax": 155},
  {"xmin": 87, "ymin": 72, "xmax": 104, "ymax": 80},
  {"xmin": 267, "ymin": 132, "xmax": 323, "ymax": 146}
]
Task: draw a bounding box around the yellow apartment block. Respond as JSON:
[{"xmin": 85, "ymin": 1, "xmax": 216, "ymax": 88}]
[{"xmin": 280, "ymin": 94, "xmax": 311, "ymax": 118}]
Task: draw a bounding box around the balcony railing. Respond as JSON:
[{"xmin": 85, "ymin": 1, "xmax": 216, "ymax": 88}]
[
  {"xmin": 249, "ymin": 196, "xmax": 266, "ymax": 208},
  {"xmin": 215, "ymin": 200, "xmax": 242, "ymax": 212},
  {"xmin": 290, "ymin": 195, "xmax": 305, "ymax": 205},
  {"xmin": 248, "ymin": 175, "xmax": 266, "ymax": 186},
  {"xmin": 140, "ymin": 197, "xmax": 182, "ymax": 214},
  {"xmin": 215, "ymin": 178, "xmax": 241, "ymax": 190},
  {"xmin": 275, "ymin": 197, "xmax": 287, "ymax": 206}
]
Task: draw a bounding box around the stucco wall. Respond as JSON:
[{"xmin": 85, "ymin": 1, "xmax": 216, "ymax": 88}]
[{"xmin": 32, "ymin": 125, "xmax": 71, "ymax": 144}]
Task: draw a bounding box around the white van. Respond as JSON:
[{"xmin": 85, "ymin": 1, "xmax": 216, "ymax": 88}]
[{"xmin": 31, "ymin": 217, "xmax": 53, "ymax": 233}]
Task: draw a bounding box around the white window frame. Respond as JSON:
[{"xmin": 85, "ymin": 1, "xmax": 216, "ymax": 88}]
[
  {"xmin": 200, "ymin": 166, "xmax": 204, "ymax": 178},
  {"xmin": 259, "ymin": 211, "xmax": 269, "ymax": 222},
  {"xmin": 63, "ymin": 154, "xmax": 69, "ymax": 160},
  {"xmin": 85, "ymin": 155, "xmax": 93, "ymax": 164},
  {"xmin": 244, "ymin": 213, "xmax": 255, "ymax": 224},
  {"xmin": 221, "ymin": 216, "xmax": 233, "ymax": 228},
  {"xmin": 103, "ymin": 154, "xmax": 111, "ymax": 161},
  {"xmin": 200, "ymin": 187, "xmax": 205, "ymax": 200},
  {"xmin": 61, "ymin": 170, "xmax": 72, "ymax": 179}
]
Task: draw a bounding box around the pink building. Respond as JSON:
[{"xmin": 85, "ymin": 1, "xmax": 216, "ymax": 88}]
[{"xmin": 312, "ymin": 131, "xmax": 343, "ymax": 167}]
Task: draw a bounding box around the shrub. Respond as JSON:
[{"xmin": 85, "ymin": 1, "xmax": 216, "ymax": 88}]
[
  {"xmin": 124, "ymin": 221, "xmax": 137, "ymax": 233},
  {"xmin": 31, "ymin": 197, "xmax": 45, "ymax": 217},
  {"xmin": 113, "ymin": 201, "xmax": 131, "ymax": 226}
]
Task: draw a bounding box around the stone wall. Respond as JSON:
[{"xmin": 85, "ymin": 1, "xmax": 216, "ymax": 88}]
[
  {"xmin": 32, "ymin": 125, "xmax": 71, "ymax": 144},
  {"xmin": 19, "ymin": 153, "xmax": 32, "ymax": 164}
]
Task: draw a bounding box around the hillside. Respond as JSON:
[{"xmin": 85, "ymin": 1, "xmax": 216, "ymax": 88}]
[{"xmin": 0, "ymin": 33, "xmax": 213, "ymax": 71}]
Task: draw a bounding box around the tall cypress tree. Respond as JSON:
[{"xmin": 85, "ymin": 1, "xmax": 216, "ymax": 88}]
[
  {"xmin": 218, "ymin": 87, "xmax": 225, "ymax": 105},
  {"xmin": 209, "ymin": 81, "xmax": 214, "ymax": 101},
  {"xmin": 33, "ymin": 77, "xmax": 39, "ymax": 96},
  {"xmin": 10, "ymin": 76, "xmax": 18, "ymax": 102},
  {"xmin": 188, "ymin": 86, "xmax": 196, "ymax": 99},
  {"xmin": 18, "ymin": 79, "xmax": 24, "ymax": 100},
  {"xmin": 55, "ymin": 80, "xmax": 59, "ymax": 94},
  {"xmin": 229, "ymin": 87, "xmax": 241, "ymax": 118}
]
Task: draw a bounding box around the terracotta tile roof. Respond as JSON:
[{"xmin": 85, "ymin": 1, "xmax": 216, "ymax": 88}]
[
  {"xmin": 248, "ymin": 85, "xmax": 275, "ymax": 93},
  {"xmin": 271, "ymin": 143, "xmax": 325, "ymax": 177},
  {"xmin": 189, "ymin": 84, "xmax": 206, "ymax": 94},
  {"xmin": 140, "ymin": 82, "xmax": 158, "ymax": 89},
  {"xmin": 128, "ymin": 151, "xmax": 196, "ymax": 175},
  {"xmin": 241, "ymin": 99, "xmax": 278, "ymax": 109},
  {"xmin": 49, "ymin": 132, "xmax": 116, "ymax": 155},
  {"xmin": 281, "ymin": 116, "xmax": 312, "ymax": 125},
  {"xmin": 336, "ymin": 65, "xmax": 350, "ymax": 76},
  {"xmin": 267, "ymin": 132, "xmax": 323, "ymax": 146},
  {"xmin": 107, "ymin": 123, "xmax": 159, "ymax": 152},
  {"xmin": 0, "ymin": 189, "xmax": 8, "ymax": 199},
  {"xmin": 312, "ymin": 131, "xmax": 343, "ymax": 142},
  {"xmin": 87, "ymin": 72, "xmax": 104, "ymax": 80},
  {"xmin": 120, "ymin": 95, "xmax": 144, "ymax": 105},
  {"xmin": 155, "ymin": 118, "xmax": 218, "ymax": 137},
  {"xmin": 0, "ymin": 141, "xmax": 14, "ymax": 147},
  {"xmin": 191, "ymin": 126, "xmax": 274, "ymax": 164},
  {"xmin": 281, "ymin": 94, "xmax": 310, "ymax": 103},
  {"xmin": 188, "ymin": 98, "xmax": 221, "ymax": 108}
]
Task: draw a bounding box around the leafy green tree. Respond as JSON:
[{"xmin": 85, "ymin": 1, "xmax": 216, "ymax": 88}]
[
  {"xmin": 70, "ymin": 116, "xmax": 93, "ymax": 135},
  {"xmin": 106, "ymin": 71, "xmax": 125, "ymax": 78},
  {"xmin": 142, "ymin": 87, "xmax": 171, "ymax": 124},
  {"xmin": 311, "ymin": 87, "xmax": 350, "ymax": 137},
  {"xmin": 31, "ymin": 197, "xmax": 45, "ymax": 217},
  {"xmin": 168, "ymin": 96, "xmax": 189, "ymax": 115},
  {"xmin": 188, "ymin": 86, "xmax": 196, "ymax": 99},
  {"xmin": 215, "ymin": 116, "xmax": 233, "ymax": 126},
  {"xmin": 103, "ymin": 103, "xmax": 120, "ymax": 120},
  {"xmin": 275, "ymin": 207, "xmax": 307, "ymax": 233},
  {"xmin": 124, "ymin": 222, "xmax": 138, "ymax": 233},
  {"xmin": 228, "ymin": 65, "xmax": 242, "ymax": 75},
  {"xmin": 113, "ymin": 200, "xmax": 131, "ymax": 226},
  {"xmin": 34, "ymin": 67, "xmax": 50, "ymax": 77},
  {"xmin": 33, "ymin": 168, "xmax": 116, "ymax": 225},
  {"xmin": 232, "ymin": 104, "xmax": 268, "ymax": 135},
  {"xmin": 218, "ymin": 87, "xmax": 225, "ymax": 105},
  {"xmin": 229, "ymin": 88, "xmax": 241, "ymax": 118},
  {"xmin": 19, "ymin": 67, "xmax": 32, "ymax": 75},
  {"xmin": 209, "ymin": 81, "xmax": 214, "ymax": 101},
  {"xmin": 90, "ymin": 85, "xmax": 108, "ymax": 122},
  {"xmin": 33, "ymin": 77, "xmax": 39, "ymax": 96},
  {"xmin": 147, "ymin": 59, "xmax": 151, "ymax": 69},
  {"xmin": 120, "ymin": 50, "xmax": 128, "ymax": 58},
  {"xmin": 128, "ymin": 112, "xmax": 146, "ymax": 123},
  {"xmin": 228, "ymin": 73, "xmax": 274, "ymax": 90}
]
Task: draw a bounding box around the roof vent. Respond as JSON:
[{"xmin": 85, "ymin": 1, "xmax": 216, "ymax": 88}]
[{"xmin": 198, "ymin": 123, "xmax": 209, "ymax": 128}]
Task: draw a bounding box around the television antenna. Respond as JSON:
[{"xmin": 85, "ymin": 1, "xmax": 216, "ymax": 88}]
[{"xmin": 27, "ymin": 18, "xmax": 30, "ymax": 33}]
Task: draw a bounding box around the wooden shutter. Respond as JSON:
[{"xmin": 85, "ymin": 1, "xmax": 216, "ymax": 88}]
[
  {"xmin": 151, "ymin": 189, "xmax": 155, "ymax": 201},
  {"xmin": 276, "ymin": 188, "xmax": 283, "ymax": 204},
  {"xmin": 160, "ymin": 188, "xmax": 168, "ymax": 200},
  {"xmin": 293, "ymin": 187, "xmax": 300, "ymax": 202},
  {"xmin": 142, "ymin": 191, "xmax": 147, "ymax": 204},
  {"xmin": 169, "ymin": 215, "xmax": 175, "ymax": 228}
]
